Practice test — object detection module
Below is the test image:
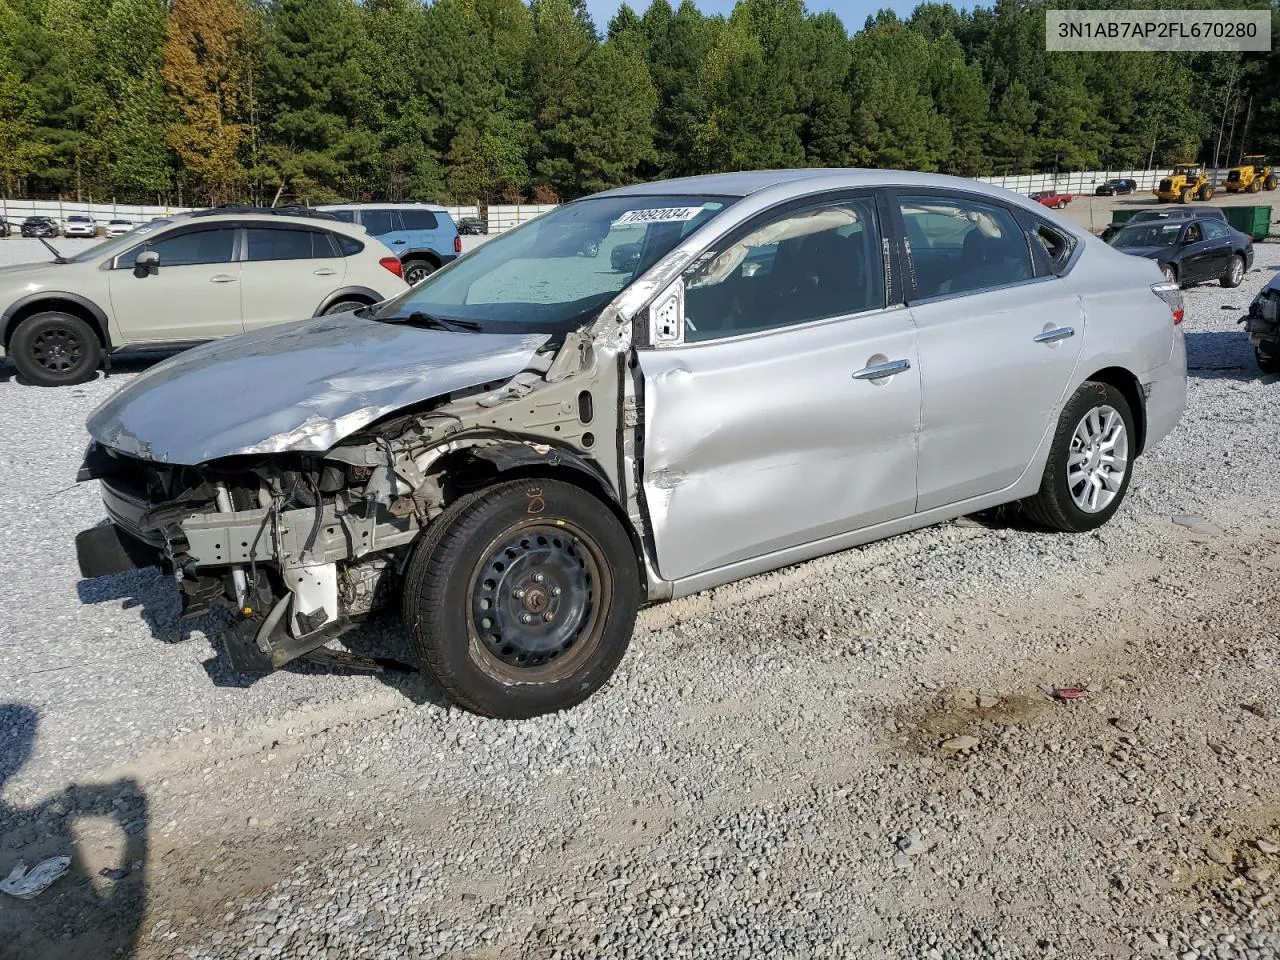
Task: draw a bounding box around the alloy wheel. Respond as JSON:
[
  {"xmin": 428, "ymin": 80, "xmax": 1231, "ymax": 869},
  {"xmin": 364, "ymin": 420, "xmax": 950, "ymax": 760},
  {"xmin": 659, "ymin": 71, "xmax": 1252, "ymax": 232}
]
[
  {"xmin": 1067, "ymin": 404, "xmax": 1128, "ymax": 513},
  {"xmin": 31, "ymin": 326, "xmax": 83, "ymax": 373}
]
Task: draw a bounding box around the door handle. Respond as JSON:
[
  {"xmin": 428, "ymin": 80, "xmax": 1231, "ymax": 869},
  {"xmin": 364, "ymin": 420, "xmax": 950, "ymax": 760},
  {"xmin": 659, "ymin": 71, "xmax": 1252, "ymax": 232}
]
[
  {"xmin": 1033, "ymin": 326, "xmax": 1075, "ymax": 344},
  {"xmin": 313, "ymin": 268, "xmax": 337, "ymax": 276},
  {"xmin": 209, "ymin": 275, "xmax": 238, "ymax": 283},
  {"xmin": 852, "ymin": 359, "xmax": 911, "ymax": 380},
  {"xmin": 391, "ymin": 240, "xmax": 406, "ymax": 245}
]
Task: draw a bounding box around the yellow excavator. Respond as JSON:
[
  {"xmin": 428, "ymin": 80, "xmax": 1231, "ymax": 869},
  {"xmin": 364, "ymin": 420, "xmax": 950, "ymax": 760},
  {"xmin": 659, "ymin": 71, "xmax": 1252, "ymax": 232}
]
[
  {"xmin": 1224, "ymin": 155, "xmax": 1278, "ymax": 193},
  {"xmin": 1154, "ymin": 164, "xmax": 1215, "ymax": 203}
]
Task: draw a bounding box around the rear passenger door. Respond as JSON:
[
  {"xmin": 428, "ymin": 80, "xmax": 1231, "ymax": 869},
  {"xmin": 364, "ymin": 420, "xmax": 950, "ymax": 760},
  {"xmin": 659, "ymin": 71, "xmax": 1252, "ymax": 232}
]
[
  {"xmin": 239, "ymin": 226, "xmax": 348, "ymax": 331},
  {"xmin": 893, "ymin": 190, "xmax": 1084, "ymax": 512}
]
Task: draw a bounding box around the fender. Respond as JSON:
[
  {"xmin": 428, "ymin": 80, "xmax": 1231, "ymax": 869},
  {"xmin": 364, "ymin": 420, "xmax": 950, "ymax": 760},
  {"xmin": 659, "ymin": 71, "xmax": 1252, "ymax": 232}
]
[
  {"xmin": 461, "ymin": 441, "xmax": 617, "ymax": 502},
  {"xmin": 1, "ymin": 290, "xmax": 113, "ymax": 350},
  {"xmin": 313, "ymin": 286, "xmax": 384, "ymax": 316}
]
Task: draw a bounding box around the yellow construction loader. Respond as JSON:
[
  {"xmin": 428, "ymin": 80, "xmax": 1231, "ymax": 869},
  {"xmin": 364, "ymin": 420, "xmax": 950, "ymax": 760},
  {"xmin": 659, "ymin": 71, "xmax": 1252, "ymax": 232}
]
[
  {"xmin": 1154, "ymin": 164, "xmax": 1215, "ymax": 203},
  {"xmin": 1224, "ymin": 155, "xmax": 1277, "ymax": 193}
]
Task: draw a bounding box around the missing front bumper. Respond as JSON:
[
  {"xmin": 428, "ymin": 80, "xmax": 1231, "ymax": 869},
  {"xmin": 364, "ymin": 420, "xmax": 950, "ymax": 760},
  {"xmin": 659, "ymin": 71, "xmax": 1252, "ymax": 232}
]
[{"xmin": 75, "ymin": 525, "xmax": 162, "ymax": 578}]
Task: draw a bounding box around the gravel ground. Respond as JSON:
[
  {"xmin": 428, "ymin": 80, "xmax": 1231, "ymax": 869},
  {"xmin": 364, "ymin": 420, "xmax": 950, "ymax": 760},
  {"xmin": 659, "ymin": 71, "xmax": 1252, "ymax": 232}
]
[{"xmin": 0, "ymin": 236, "xmax": 1276, "ymax": 960}]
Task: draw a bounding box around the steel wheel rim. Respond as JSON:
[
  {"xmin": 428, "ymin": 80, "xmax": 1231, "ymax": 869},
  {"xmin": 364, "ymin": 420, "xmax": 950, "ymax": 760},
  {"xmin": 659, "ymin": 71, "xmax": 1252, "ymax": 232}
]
[
  {"xmin": 466, "ymin": 518, "xmax": 612, "ymax": 685},
  {"xmin": 31, "ymin": 326, "xmax": 82, "ymax": 373},
  {"xmin": 1067, "ymin": 404, "xmax": 1128, "ymax": 514},
  {"xmin": 1230, "ymin": 257, "xmax": 1244, "ymax": 284}
]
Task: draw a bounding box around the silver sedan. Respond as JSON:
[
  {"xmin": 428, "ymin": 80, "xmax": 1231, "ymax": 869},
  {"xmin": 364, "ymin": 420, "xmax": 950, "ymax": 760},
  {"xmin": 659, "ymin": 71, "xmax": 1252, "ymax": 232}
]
[{"xmin": 77, "ymin": 170, "xmax": 1187, "ymax": 718}]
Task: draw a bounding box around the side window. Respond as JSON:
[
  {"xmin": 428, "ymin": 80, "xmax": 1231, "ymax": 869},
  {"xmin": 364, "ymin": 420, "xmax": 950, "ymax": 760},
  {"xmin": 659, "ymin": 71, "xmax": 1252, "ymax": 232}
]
[
  {"xmin": 333, "ymin": 233, "xmax": 364, "ymax": 256},
  {"xmin": 131, "ymin": 228, "xmax": 236, "ymax": 267},
  {"xmin": 360, "ymin": 210, "xmax": 400, "ymax": 236},
  {"xmin": 1201, "ymin": 220, "xmax": 1229, "ymax": 241},
  {"xmin": 1184, "ymin": 223, "xmax": 1202, "ymax": 244},
  {"xmin": 399, "ymin": 209, "xmax": 439, "ymax": 231},
  {"xmin": 245, "ymin": 228, "xmax": 333, "ymax": 261},
  {"xmin": 327, "ymin": 210, "xmax": 356, "ymax": 224},
  {"xmin": 898, "ymin": 195, "xmax": 1032, "ymax": 299},
  {"xmin": 682, "ymin": 197, "xmax": 885, "ymax": 343}
]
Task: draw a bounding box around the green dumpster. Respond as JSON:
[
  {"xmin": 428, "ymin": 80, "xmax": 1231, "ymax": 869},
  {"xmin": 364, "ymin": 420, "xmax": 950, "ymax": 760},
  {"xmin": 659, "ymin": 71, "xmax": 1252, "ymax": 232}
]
[
  {"xmin": 1109, "ymin": 210, "xmax": 1141, "ymax": 226},
  {"xmin": 1223, "ymin": 205, "xmax": 1272, "ymax": 240}
]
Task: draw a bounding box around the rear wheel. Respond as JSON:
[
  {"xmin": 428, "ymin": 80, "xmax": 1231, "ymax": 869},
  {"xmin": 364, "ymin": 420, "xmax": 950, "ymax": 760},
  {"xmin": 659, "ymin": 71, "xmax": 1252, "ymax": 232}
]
[
  {"xmin": 402, "ymin": 259, "xmax": 437, "ymax": 285},
  {"xmin": 402, "ymin": 479, "xmax": 640, "ymax": 718},
  {"xmin": 320, "ymin": 299, "xmax": 368, "ymax": 316},
  {"xmin": 1266, "ymin": 175, "xmax": 1278, "ymax": 191},
  {"xmin": 1221, "ymin": 254, "xmax": 1245, "ymax": 288},
  {"xmin": 9, "ymin": 311, "xmax": 101, "ymax": 386},
  {"xmin": 1021, "ymin": 381, "xmax": 1135, "ymax": 533},
  {"xmin": 1198, "ymin": 185, "xmax": 1214, "ymax": 201},
  {"xmin": 1162, "ymin": 264, "xmax": 1177, "ymax": 284}
]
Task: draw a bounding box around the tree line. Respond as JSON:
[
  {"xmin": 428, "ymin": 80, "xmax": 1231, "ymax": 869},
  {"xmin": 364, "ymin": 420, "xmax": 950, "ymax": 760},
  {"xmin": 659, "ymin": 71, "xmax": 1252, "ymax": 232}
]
[{"xmin": 0, "ymin": 0, "xmax": 1276, "ymax": 206}]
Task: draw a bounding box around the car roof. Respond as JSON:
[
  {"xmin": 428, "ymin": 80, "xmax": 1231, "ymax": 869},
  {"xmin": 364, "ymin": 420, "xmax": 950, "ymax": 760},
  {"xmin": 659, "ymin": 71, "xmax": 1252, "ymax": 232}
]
[
  {"xmin": 145, "ymin": 210, "xmax": 372, "ymax": 240},
  {"xmin": 316, "ymin": 202, "xmax": 448, "ymax": 212},
  {"xmin": 590, "ymin": 169, "xmax": 1070, "ymax": 213}
]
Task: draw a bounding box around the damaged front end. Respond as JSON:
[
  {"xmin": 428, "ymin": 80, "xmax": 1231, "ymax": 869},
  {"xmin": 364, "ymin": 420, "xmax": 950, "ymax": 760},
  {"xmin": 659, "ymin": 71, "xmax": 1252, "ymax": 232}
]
[
  {"xmin": 75, "ymin": 319, "xmax": 634, "ymax": 676},
  {"xmin": 1243, "ymin": 274, "xmax": 1280, "ymax": 368}
]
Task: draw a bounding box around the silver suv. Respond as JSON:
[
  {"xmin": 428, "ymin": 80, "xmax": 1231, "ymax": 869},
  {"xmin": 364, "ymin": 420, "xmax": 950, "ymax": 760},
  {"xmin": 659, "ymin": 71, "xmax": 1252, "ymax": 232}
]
[{"xmin": 1, "ymin": 209, "xmax": 408, "ymax": 385}]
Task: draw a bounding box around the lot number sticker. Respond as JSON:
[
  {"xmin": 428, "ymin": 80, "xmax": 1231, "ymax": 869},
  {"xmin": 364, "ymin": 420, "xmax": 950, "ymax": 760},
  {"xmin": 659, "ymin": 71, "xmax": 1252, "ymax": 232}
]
[{"xmin": 615, "ymin": 207, "xmax": 704, "ymax": 225}]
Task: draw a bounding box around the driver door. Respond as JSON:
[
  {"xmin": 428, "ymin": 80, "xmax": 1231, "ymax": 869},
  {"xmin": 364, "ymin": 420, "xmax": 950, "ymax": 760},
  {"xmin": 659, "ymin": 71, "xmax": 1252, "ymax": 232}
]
[
  {"xmin": 637, "ymin": 193, "xmax": 921, "ymax": 583},
  {"xmin": 107, "ymin": 225, "xmax": 244, "ymax": 343}
]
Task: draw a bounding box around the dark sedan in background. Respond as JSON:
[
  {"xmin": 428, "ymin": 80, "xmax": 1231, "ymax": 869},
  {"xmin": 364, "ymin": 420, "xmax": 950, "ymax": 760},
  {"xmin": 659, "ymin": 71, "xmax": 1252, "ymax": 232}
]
[
  {"xmin": 457, "ymin": 216, "xmax": 488, "ymax": 235},
  {"xmin": 1095, "ymin": 178, "xmax": 1138, "ymax": 196},
  {"xmin": 1107, "ymin": 215, "xmax": 1252, "ymax": 287},
  {"xmin": 20, "ymin": 215, "xmax": 59, "ymax": 237}
]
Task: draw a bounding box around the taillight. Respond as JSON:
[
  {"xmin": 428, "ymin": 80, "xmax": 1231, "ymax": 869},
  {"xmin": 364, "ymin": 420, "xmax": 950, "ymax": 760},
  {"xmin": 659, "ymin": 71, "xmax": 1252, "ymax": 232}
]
[
  {"xmin": 1151, "ymin": 281, "xmax": 1184, "ymax": 324},
  {"xmin": 453, "ymin": 234, "xmax": 462, "ymax": 254},
  {"xmin": 379, "ymin": 256, "xmax": 403, "ymax": 278}
]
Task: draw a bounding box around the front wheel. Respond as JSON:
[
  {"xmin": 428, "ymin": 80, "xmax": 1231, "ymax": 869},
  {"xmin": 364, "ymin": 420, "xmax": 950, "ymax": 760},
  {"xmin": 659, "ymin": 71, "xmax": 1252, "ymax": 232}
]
[
  {"xmin": 402, "ymin": 479, "xmax": 641, "ymax": 718},
  {"xmin": 1179, "ymin": 188, "xmax": 1193, "ymax": 204},
  {"xmin": 402, "ymin": 260, "xmax": 437, "ymax": 285},
  {"xmin": 1257, "ymin": 346, "xmax": 1280, "ymax": 375},
  {"xmin": 1221, "ymin": 254, "xmax": 1245, "ymax": 288},
  {"xmin": 320, "ymin": 299, "xmax": 368, "ymax": 316},
  {"xmin": 9, "ymin": 312, "xmax": 101, "ymax": 386},
  {"xmin": 1162, "ymin": 264, "xmax": 1177, "ymax": 284},
  {"xmin": 1021, "ymin": 381, "xmax": 1135, "ymax": 533}
]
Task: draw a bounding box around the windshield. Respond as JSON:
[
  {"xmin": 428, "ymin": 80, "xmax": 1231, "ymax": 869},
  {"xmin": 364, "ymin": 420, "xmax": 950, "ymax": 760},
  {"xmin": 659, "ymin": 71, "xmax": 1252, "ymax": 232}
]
[
  {"xmin": 1111, "ymin": 222, "xmax": 1183, "ymax": 249},
  {"xmin": 372, "ymin": 194, "xmax": 732, "ymax": 335}
]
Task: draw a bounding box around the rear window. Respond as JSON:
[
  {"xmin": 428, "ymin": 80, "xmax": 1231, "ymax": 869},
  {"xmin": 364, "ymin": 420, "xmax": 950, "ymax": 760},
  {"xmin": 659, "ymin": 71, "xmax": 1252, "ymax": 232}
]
[
  {"xmin": 360, "ymin": 210, "xmax": 399, "ymax": 236},
  {"xmin": 245, "ymin": 228, "xmax": 334, "ymax": 261},
  {"xmin": 399, "ymin": 209, "xmax": 439, "ymax": 231}
]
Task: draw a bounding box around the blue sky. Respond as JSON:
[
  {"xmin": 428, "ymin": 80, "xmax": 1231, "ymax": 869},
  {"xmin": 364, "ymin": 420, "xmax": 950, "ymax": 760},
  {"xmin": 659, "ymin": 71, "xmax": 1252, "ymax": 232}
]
[{"xmin": 585, "ymin": 0, "xmax": 926, "ymax": 33}]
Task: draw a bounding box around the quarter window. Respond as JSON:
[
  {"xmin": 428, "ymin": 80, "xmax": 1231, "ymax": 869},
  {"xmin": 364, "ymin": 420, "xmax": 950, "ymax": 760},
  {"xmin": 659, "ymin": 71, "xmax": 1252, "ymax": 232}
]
[
  {"xmin": 1031, "ymin": 222, "xmax": 1076, "ymax": 273},
  {"xmin": 899, "ymin": 195, "xmax": 1032, "ymax": 299},
  {"xmin": 681, "ymin": 197, "xmax": 885, "ymax": 343},
  {"xmin": 333, "ymin": 233, "xmax": 364, "ymax": 256},
  {"xmin": 245, "ymin": 228, "xmax": 334, "ymax": 261},
  {"xmin": 130, "ymin": 228, "xmax": 236, "ymax": 267}
]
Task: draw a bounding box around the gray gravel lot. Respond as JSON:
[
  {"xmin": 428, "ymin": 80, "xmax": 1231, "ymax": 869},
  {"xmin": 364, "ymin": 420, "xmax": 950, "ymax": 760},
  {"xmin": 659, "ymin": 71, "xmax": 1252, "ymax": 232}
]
[{"xmin": 0, "ymin": 236, "xmax": 1277, "ymax": 960}]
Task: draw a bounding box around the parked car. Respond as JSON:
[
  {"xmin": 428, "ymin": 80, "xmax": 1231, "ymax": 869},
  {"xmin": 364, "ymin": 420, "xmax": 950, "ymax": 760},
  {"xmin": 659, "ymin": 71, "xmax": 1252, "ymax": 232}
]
[
  {"xmin": 0, "ymin": 219, "xmax": 9, "ymax": 238},
  {"xmin": 1242, "ymin": 272, "xmax": 1280, "ymax": 373},
  {"xmin": 105, "ymin": 219, "xmax": 135, "ymax": 238},
  {"xmin": 21, "ymin": 216, "xmax": 59, "ymax": 238},
  {"xmin": 1099, "ymin": 205, "xmax": 1227, "ymax": 242},
  {"xmin": 457, "ymin": 216, "xmax": 488, "ymax": 235},
  {"xmin": 64, "ymin": 215, "xmax": 97, "ymax": 238},
  {"xmin": 317, "ymin": 203, "xmax": 461, "ymax": 285},
  {"xmin": 1031, "ymin": 190, "xmax": 1072, "ymax": 209},
  {"xmin": 1094, "ymin": 178, "xmax": 1138, "ymax": 196},
  {"xmin": 74, "ymin": 170, "xmax": 1186, "ymax": 719},
  {"xmin": 610, "ymin": 241, "xmax": 641, "ymax": 272},
  {"xmin": 1107, "ymin": 215, "xmax": 1252, "ymax": 287},
  {"xmin": 0, "ymin": 208, "xmax": 408, "ymax": 386}
]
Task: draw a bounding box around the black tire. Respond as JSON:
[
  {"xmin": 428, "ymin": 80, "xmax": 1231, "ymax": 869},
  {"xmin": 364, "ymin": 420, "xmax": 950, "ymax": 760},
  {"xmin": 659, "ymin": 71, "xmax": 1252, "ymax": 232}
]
[
  {"xmin": 1266, "ymin": 175, "xmax": 1278, "ymax": 191},
  {"xmin": 320, "ymin": 299, "xmax": 367, "ymax": 316},
  {"xmin": 1021, "ymin": 381, "xmax": 1136, "ymax": 533},
  {"xmin": 1257, "ymin": 346, "xmax": 1280, "ymax": 375},
  {"xmin": 1198, "ymin": 185, "xmax": 1214, "ymax": 201},
  {"xmin": 1161, "ymin": 263, "xmax": 1177, "ymax": 284},
  {"xmin": 402, "ymin": 479, "xmax": 640, "ymax": 718},
  {"xmin": 9, "ymin": 311, "xmax": 101, "ymax": 386},
  {"xmin": 1179, "ymin": 187, "xmax": 1192, "ymax": 204},
  {"xmin": 402, "ymin": 259, "xmax": 436, "ymax": 285},
  {"xmin": 1248, "ymin": 178, "xmax": 1261, "ymax": 193},
  {"xmin": 1220, "ymin": 253, "xmax": 1245, "ymax": 288}
]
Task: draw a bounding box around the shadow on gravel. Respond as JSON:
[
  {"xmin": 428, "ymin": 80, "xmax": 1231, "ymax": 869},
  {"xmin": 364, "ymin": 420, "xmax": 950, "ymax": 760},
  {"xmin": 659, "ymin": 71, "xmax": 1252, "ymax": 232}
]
[
  {"xmin": 1184, "ymin": 330, "xmax": 1265, "ymax": 382},
  {"xmin": 0, "ymin": 704, "xmax": 149, "ymax": 960},
  {"xmin": 76, "ymin": 565, "xmax": 189, "ymax": 644},
  {"xmin": 0, "ymin": 352, "xmax": 175, "ymax": 385}
]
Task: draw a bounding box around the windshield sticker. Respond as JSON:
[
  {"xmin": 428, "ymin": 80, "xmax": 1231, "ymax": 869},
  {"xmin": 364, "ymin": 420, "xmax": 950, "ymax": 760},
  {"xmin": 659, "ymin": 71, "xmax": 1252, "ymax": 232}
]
[{"xmin": 614, "ymin": 207, "xmax": 705, "ymax": 226}]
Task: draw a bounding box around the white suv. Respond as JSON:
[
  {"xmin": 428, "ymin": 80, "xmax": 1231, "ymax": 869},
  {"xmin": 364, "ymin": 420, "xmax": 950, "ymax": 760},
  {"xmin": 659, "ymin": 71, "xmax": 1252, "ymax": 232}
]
[{"xmin": 0, "ymin": 209, "xmax": 409, "ymax": 385}]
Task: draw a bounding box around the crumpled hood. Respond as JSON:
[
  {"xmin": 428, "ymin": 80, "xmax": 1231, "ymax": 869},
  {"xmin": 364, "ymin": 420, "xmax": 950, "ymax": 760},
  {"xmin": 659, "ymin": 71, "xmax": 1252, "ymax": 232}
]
[{"xmin": 87, "ymin": 315, "xmax": 550, "ymax": 465}]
